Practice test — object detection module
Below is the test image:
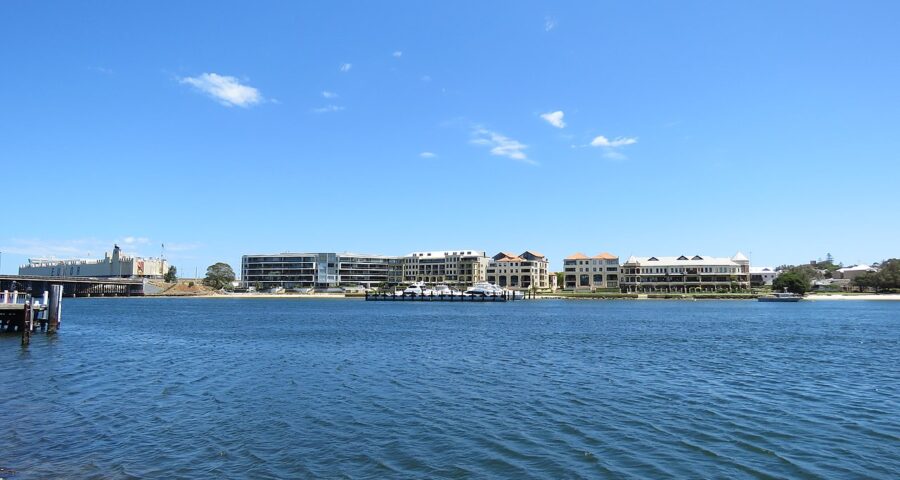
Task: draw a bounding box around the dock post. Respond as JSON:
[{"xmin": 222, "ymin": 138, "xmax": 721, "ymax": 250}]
[
  {"xmin": 2, "ymin": 290, "xmax": 7, "ymax": 303},
  {"xmin": 21, "ymin": 299, "xmax": 32, "ymax": 346},
  {"xmin": 48, "ymin": 285, "xmax": 62, "ymax": 333},
  {"xmin": 12, "ymin": 290, "xmax": 18, "ymax": 304}
]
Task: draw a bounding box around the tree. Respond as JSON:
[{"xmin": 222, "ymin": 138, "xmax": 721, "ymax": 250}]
[
  {"xmin": 772, "ymin": 271, "xmax": 809, "ymax": 294},
  {"xmin": 164, "ymin": 266, "xmax": 177, "ymax": 283},
  {"xmin": 203, "ymin": 262, "xmax": 236, "ymax": 290}
]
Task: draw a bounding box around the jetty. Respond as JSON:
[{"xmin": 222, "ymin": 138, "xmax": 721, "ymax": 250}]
[
  {"xmin": 1, "ymin": 285, "xmax": 63, "ymax": 346},
  {"xmin": 365, "ymin": 291, "xmax": 523, "ymax": 302}
]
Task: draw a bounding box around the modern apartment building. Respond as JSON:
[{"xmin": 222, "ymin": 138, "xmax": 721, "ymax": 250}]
[
  {"xmin": 619, "ymin": 253, "xmax": 750, "ymax": 292},
  {"xmin": 403, "ymin": 250, "xmax": 489, "ymax": 287},
  {"xmin": 241, "ymin": 252, "xmax": 402, "ymax": 290},
  {"xmin": 562, "ymin": 252, "xmax": 620, "ymax": 291},
  {"xmin": 486, "ymin": 251, "xmax": 550, "ymax": 291}
]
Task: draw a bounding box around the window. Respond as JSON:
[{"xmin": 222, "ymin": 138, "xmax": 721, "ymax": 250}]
[
  {"xmin": 593, "ymin": 274, "xmax": 603, "ymax": 284},
  {"xmin": 579, "ymin": 274, "xmax": 590, "ymax": 286}
]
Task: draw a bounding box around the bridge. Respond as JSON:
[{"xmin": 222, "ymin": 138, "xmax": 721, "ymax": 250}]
[{"xmin": 0, "ymin": 275, "xmax": 145, "ymax": 297}]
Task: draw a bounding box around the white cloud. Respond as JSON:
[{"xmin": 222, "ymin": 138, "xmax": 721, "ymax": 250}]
[
  {"xmin": 602, "ymin": 150, "xmax": 627, "ymax": 161},
  {"xmin": 121, "ymin": 236, "xmax": 150, "ymax": 245},
  {"xmin": 590, "ymin": 135, "xmax": 638, "ymax": 147},
  {"xmin": 471, "ymin": 128, "xmax": 534, "ymax": 164},
  {"xmin": 421, "ymin": 75, "xmax": 432, "ymax": 82},
  {"xmin": 340, "ymin": 63, "xmax": 352, "ymax": 72},
  {"xmin": 179, "ymin": 73, "xmax": 262, "ymax": 107},
  {"xmin": 545, "ymin": 16, "xmax": 558, "ymax": 32},
  {"xmin": 540, "ymin": 110, "xmax": 566, "ymax": 128},
  {"xmin": 312, "ymin": 105, "xmax": 345, "ymax": 113},
  {"xmin": 322, "ymin": 90, "xmax": 338, "ymax": 99},
  {"xmin": 419, "ymin": 151, "xmax": 436, "ymax": 158},
  {"xmin": 393, "ymin": 51, "xmax": 403, "ymax": 58}
]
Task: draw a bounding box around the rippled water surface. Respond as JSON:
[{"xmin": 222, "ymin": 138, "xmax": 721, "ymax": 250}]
[{"xmin": 1, "ymin": 298, "xmax": 899, "ymax": 478}]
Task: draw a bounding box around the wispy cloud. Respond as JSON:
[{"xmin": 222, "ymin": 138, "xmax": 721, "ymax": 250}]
[
  {"xmin": 179, "ymin": 73, "xmax": 263, "ymax": 107},
  {"xmin": 545, "ymin": 16, "xmax": 558, "ymax": 32},
  {"xmin": 590, "ymin": 135, "xmax": 637, "ymax": 147},
  {"xmin": 393, "ymin": 51, "xmax": 403, "ymax": 58},
  {"xmin": 340, "ymin": 63, "xmax": 352, "ymax": 72},
  {"xmin": 540, "ymin": 110, "xmax": 566, "ymax": 128},
  {"xmin": 322, "ymin": 90, "xmax": 338, "ymax": 99},
  {"xmin": 312, "ymin": 104, "xmax": 345, "ymax": 113},
  {"xmin": 419, "ymin": 151, "xmax": 436, "ymax": 158},
  {"xmin": 471, "ymin": 128, "xmax": 534, "ymax": 165},
  {"xmin": 121, "ymin": 236, "xmax": 150, "ymax": 246},
  {"xmin": 421, "ymin": 75, "xmax": 432, "ymax": 82},
  {"xmin": 590, "ymin": 135, "xmax": 638, "ymax": 160}
]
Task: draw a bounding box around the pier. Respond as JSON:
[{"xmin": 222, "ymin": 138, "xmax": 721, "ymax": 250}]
[
  {"xmin": 1, "ymin": 285, "xmax": 63, "ymax": 346},
  {"xmin": 365, "ymin": 291, "xmax": 522, "ymax": 302}
]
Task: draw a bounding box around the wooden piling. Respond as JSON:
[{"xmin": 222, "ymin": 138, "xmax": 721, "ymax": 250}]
[
  {"xmin": 21, "ymin": 298, "xmax": 32, "ymax": 346},
  {"xmin": 48, "ymin": 285, "xmax": 62, "ymax": 333}
]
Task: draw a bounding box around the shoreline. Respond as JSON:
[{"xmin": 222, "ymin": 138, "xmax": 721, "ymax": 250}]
[{"xmin": 119, "ymin": 293, "xmax": 900, "ymax": 301}]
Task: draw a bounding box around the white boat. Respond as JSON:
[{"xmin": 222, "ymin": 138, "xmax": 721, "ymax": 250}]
[
  {"xmin": 758, "ymin": 291, "xmax": 803, "ymax": 302},
  {"xmin": 433, "ymin": 284, "xmax": 462, "ymax": 296},
  {"xmin": 464, "ymin": 282, "xmax": 505, "ymax": 296},
  {"xmin": 402, "ymin": 282, "xmax": 433, "ymax": 296}
]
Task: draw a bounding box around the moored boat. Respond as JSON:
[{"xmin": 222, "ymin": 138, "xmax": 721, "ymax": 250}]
[{"xmin": 758, "ymin": 291, "xmax": 803, "ymax": 302}]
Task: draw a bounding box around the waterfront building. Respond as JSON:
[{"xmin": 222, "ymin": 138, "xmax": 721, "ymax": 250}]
[
  {"xmin": 750, "ymin": 266, "xmax": 780, "ymax": 287},
  {"xmin": 241, "ymin": 252, "xmax": 402, "ymax": 291},
  {"xmin": 562, "ymin": 252, "xmax": 620, "ymax": 291},
  {"xmin": 833, "ymin": 264, "xmax": 878, "ymax": 281},
  {"xmin": 619, "ymin": 253, "xmax": 750, "ymax": 292},
  {"xmin": 18, "ymin": 245, "xmax": 169, "ymax": 279},
  {"xmin": 402, "ymin": 250, "xmax": 489, "ymax": 287},
  {"xmin": 486, "ymin": 251, "xmax": 550, "ymax": 291}
]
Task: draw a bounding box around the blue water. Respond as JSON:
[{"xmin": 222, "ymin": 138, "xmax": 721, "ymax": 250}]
[{"xmin": 1, "ymin": 298, "xmax": 898, "ymax": 479}]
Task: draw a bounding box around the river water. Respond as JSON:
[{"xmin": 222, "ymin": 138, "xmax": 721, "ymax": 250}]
[{"xmin": 1, "ymin": 298, "xmax": 898, "ymax": 479}]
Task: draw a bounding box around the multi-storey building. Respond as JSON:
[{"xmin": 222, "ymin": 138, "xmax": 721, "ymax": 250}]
[
  {"xmin": 19, "ymin": 245, "xmax": 169, "ymax": 279},
  {"xmin": 562, "ymin": 252, "xmax": 620, "ymax": 291},
  {"xmin": 403, "ymin": 250, "xmax": 489, "ymax": 287},
  {"xmin": 750, "ymin": 266, "xmax": 779, "ymax": 287},
  {"xmin": 241, "ymin": 252, "xmax": 402, "ymax": 290},
  {"xmin": 619, "ymin": 253, "xmax": 750, "ymax": 292},
  {"xmin": 486, "ymin": 251, "xmax": 550, "ymax": 291}
]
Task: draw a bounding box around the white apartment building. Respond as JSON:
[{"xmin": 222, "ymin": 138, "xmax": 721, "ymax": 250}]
[
  {"xmin": 563, "ymin": 252, "xmax": 620, "ymax": 291},
  {"xmin": 750, "ymin": 266, "xmax": 779, "ymax": 286},
  {"xmin": 486, "ymin": 251, "xmax": 550, "ymax": 291},
  {"xmin": 403, "ymin": 250, "xmax": 489, "ymax": 287},
  {"xmin": 619, "ymin": 253, "xmax": 750, "ymax": 292}
]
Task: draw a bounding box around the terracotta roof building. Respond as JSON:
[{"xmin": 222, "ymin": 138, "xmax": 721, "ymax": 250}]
[
  {"xmin": 487, "ymin": 251, "xmax": 550, "ymax": 291},
  {"xmin": 563, "ymin": 252, "xmax": 620, "ymax": 291}
]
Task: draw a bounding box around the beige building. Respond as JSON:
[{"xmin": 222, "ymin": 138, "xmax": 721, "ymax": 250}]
[
  {"xmin": 403, "ymin": 250, "xmax": 489, "ymax": 287},
  {"xmin": 833, "ymin": 264, "xmax": 878, "ymax": 281},
  {"xmin": 486, "ymin": 251, "xmax": 550, "ymax": 291},
  {"xmin": 19, "ymin": 245, "xmax": 169, "ymax": 279},
  {"xmin": 563, "ymin": 252, "xmax": 620, "ymax": 291},
  {"xmin": 619, "ymin": 253, "xmax": 750, "ymax": 292}
]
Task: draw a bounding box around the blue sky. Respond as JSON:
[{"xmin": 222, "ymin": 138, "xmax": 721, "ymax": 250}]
[{"xmin": 1, "ymin": 1, "xmax": 898, "ymax": 275}]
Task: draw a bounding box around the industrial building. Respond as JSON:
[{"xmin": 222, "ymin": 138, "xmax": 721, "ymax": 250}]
[{"xmin": 18, "ymin": 245, "xmax": 169, "ymax": 279}]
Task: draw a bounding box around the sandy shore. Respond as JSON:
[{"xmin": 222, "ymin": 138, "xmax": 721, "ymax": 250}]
[{"xmin": 805, "ymin": 294, "xmax": 900, "ymax": 301}]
